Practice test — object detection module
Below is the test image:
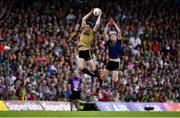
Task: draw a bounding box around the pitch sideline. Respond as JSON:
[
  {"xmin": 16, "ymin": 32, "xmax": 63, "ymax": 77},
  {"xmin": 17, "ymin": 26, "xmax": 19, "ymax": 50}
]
[{"xmin": 0, "ymin": 117, "xmax": 177, "ymax": 118}]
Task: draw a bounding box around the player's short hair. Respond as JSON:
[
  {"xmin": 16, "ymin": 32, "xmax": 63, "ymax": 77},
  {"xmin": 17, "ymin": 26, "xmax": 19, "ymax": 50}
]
[{"xmin": 109, "ymin": 31, "xmax": 117, "ymax": 36}]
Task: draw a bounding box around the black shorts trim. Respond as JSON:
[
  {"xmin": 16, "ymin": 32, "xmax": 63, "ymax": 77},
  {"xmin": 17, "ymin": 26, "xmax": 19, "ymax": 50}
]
[
  {"xmin": 106, "ymin": 61, "xmax": 120, "ymax": 71},
  {"xmin": 78, "ymin": 50, "xmax": 92, "ymax": 61}
]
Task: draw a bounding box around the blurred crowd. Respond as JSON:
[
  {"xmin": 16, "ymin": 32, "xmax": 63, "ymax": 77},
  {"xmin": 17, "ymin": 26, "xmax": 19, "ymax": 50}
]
[{"xmin": 0, "ymin": 0, "xmax": 179, "ymax": 102}]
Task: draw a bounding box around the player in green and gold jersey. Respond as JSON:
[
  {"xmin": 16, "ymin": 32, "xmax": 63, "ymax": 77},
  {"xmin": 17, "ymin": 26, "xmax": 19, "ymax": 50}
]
[{"xmin": 78, "ymin": 9, "xmax": 102, "ymax": 79}]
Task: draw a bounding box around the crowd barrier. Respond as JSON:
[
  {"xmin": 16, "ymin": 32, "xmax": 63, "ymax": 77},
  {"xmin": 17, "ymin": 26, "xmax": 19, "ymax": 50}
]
[
  {"xmin": 0, "ymin": 100, "xmax": 76, "ymax": 111},
  {"xmin": 0, "ymin": 100, "xmax": 179, "ymax": 111},
  {"xmin": 95, "ymin": 102, "xmax": 180, "ymax": 111}
]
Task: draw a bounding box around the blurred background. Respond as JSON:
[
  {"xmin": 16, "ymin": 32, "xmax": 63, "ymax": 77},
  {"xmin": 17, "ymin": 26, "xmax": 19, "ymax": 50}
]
[{"xmin": 0, "ymin": 0, "xmax": 179, "ymax": 102}]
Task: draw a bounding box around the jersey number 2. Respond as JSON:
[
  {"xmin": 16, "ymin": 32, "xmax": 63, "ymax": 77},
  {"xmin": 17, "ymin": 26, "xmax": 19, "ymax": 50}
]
[{"xmin": 74, "ymin": 84, "xmax": 79, "ymax": 91}]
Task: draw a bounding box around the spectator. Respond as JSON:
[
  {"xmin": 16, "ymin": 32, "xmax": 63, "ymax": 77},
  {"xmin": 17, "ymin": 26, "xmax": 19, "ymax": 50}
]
[{"xmin": 151, "ymin": 40, "xmax": 160, "ymax": 53}]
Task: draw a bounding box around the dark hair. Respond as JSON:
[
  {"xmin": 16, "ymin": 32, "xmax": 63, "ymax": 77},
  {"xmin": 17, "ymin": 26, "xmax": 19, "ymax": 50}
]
[{"xmin": 86, "ymin": 21, "xmax": 94, "ymax": 28}]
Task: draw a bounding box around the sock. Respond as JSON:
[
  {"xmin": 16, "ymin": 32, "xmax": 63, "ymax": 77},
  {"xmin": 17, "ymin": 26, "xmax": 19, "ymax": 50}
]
[
  {"xmin": 98, "ymin": 78, "xmax": 102, "ymax": 86},
  {"xmin": 99, "ymin": 80, "xmax": 103, "ymax": 88},
  {"xmin": 114, "ymin": 81, "xmax": 120, "ymax": 90},
  {"xmin": 93, "ymin": 69, "xmax": 103, "ymax": 87},
  {"xmin": 93, "ymin": 69, "xmax": 99, "ymax": 76},
  {"xmin": 82, "ymin": 68, "xmax": 95, "ymax": 77}
]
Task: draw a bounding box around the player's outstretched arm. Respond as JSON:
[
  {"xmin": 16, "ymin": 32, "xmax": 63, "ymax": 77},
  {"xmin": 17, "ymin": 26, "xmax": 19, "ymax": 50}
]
[
  {"xmin": 93, "ymin": 11, "xmax": 102, "ymax": 32},
  {"xmin": 82, "ymin": 10, "xmax": 93, "ymax": 28},
  {"xmin": 111, "ymin": 18, "xmax": 122, "ymax": 39},
  {"xmin": 104, "ymin": 21, "xmax": 110, "ymax": 41}
]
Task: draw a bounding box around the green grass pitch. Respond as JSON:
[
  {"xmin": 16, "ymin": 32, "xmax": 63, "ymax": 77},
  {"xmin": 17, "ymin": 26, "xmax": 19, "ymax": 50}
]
[{"xmin": 0, "ymin": 111, "xmax": 180, "ymax": 118}]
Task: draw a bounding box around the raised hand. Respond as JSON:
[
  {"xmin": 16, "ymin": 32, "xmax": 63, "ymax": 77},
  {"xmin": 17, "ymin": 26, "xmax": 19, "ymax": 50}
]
[{"xmin": 108, "ymin": 18, "xmax": 113, "ymax": 27}]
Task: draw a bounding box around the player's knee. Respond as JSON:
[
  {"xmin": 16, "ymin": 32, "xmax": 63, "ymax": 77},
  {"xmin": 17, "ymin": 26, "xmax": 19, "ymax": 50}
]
[
  {"xmin": 79, "ymin": 67, "xmax": 84, "ymax": 71},
  {"xmin": 89, "ymin": 66, "xmax": 95, "ymax": 72},
  {"xmin": 101, "ymin": 74, "xmax": 106, "ymax": 81},
  {"xmin": 78, "ymin": 64, "xmax": 84, "ymax": 71},
  {"xmin": 88, "ymin": 63, "xmax": 95, "ymax": 71},
  {"xmin": 112, "ymin": 77, "xmax": 118, "ymax": 83}
]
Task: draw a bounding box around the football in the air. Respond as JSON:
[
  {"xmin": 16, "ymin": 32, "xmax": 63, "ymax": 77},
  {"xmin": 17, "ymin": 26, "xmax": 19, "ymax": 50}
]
[{"xmin": 93, "ymin": 8, "xmax": 102, "ymax": 16}]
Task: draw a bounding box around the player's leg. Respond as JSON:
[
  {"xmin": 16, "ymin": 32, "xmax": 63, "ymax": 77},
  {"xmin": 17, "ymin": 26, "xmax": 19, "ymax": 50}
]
[
  {"xmin": 86, "ymin": 51, "xmax": 99, "ymax": 77},
  {"xmin": 100, "ymin": 69, "xmax": 110, "ymax": 87},
  {"xmin": 74, "ymin": 99, "xmax": 80, "ymax": 111},
  {"xmin": 112, "ymin": 70, "xmax": 119, "ymax": 90},
  {"xmin": 87, "ymin": 59, "xmax": 95, "ymax": 72},
  {"xmin": 78, "ymin": 57, "xmax": 85, "ymax": 71},
  {"xmin": 71, "ymin": 99, "xmax": 79, "ymax": 111},
  {"xmin": 101, "ymin": 60, "xmax": 113, "ymax": 81},
  {"xmin": 78, "ymin": 50, "xmax": 96, "ymax": 77},
  {"xmin": 70, "ymin": 93, "xmax": 74, "ymax": 111},
  {"xmin": 88, "ymin": 59, "xmax": 104, "ymax": 86},
  {"xmin": 99, "ymin": 61, "xmax": 112, "ymax": 87},
  {"xmin": 101, "ymin": 69, "xmax": 110, "ymax": 81},
  {"xmin": 87, "ymin": 59, "xmax": 102, "ymax": 87},
  {"xmin": 87, "ymin": 59, "xmax": 99, "ymax": 77},
  {"xmin": 112, "ymin": 61, "xmax": 120, "ymax": 98},
  {"xmin": 70, "ymin": 100, "xmax": 73, "ymax": 111},
  {"xmin": 111, "ymin": 60, "xmax": 120, "ymax": 90},
  {"xmin": 78, "ymin": 57, "xmax": 94, "ymax": 77}
]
